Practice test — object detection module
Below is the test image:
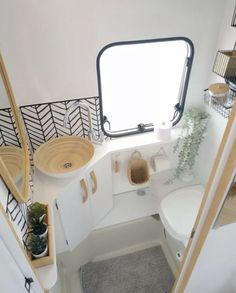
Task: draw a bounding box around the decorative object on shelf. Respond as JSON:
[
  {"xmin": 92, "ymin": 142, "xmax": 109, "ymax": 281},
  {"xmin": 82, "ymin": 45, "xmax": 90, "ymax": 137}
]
[
  {"xmin": 27, "ymin": 203, "xmax": 54, "ymax": 268},
  {"xmin": 28, "ymin": 202, "xmax": 48, "ymax": 238},
  {"xmin": 128, "ymin": 150, "xmax": 149, "ymax": 185},
  {"xmin": 28, "ymin": 202, "xmax": 46, "ymax": 219},
  {"xmin": 208, "ymin": 83, "xmax": 229, "ymax": 105},
  {"xmin": 27, "ymin": 235, "xmax": 48, "ymax": 259},
  {"xmin": 231, "ymin": 4, "xmax": 236, "ymax": 27},
  {"xmin": 213, "ymin": 50, "xmax": 236, "ymax": 89},
  {"xmin": 204, "ymin": 88, "xmax": 236, "ymax": 118},
  {"xmin": 166, "ymin": 108, "xmax": 209, "ymax": 184}
]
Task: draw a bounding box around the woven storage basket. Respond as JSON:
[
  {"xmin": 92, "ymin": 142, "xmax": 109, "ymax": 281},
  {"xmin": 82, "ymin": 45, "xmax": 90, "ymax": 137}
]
[{"xmin": 128, "ymin": 151, "xmax": 149, "ymax": 185}]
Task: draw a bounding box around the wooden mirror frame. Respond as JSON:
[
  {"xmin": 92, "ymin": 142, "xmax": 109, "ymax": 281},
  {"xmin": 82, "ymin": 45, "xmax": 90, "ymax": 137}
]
[{"xmin": 0, "ymin": 53, "xmax": 30, "ymax": 202}]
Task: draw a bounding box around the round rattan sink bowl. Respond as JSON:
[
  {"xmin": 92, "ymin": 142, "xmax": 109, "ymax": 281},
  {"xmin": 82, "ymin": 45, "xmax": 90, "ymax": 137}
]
[
  {"xmin": 0, "ymin": 146, "xmax": 23, "ymax": 183},
  {"xmin": 34, "ymin": 136, "xmax": 95, "ymax": 178}
]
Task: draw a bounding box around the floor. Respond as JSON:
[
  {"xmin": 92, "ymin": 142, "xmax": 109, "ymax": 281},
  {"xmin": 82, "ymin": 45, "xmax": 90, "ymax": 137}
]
[
  {"xmin": 55, "ymin": 217, "xmax": 178, "ymax": 293},
  {"xmin": 80, "ymin": 246, "xmax": 175, "ymax": 293}
]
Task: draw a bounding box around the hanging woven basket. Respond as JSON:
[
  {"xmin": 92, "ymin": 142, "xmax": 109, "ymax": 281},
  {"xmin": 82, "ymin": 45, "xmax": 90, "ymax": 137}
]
[{"xmin": 128, "ymin": 150, "xmax": 149, "ymax": 185}]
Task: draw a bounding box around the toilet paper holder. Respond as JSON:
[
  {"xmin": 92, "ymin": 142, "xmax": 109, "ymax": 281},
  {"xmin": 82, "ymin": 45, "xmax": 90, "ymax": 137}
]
[{"xmin": 150, "ymin": 147, "xmax": 170, "ymax": 173}]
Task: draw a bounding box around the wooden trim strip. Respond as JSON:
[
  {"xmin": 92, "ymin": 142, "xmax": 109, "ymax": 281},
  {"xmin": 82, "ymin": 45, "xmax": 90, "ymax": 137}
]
[{"xmin": 0, "ymin": 53, "xmax": 30, "ymax": 202}]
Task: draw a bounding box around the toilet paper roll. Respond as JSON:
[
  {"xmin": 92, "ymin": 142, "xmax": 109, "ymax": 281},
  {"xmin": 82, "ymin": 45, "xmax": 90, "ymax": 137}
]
[
  {"xmin": 152, "ymin": 155, "xmax": 171, "ymax": 173},
  {"xmin": 154, "ymin": 121, "xmax": 172, "ymax": 141}
]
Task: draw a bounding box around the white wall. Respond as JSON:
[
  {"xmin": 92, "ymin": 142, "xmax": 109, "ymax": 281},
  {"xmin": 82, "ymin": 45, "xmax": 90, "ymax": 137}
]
[
  {"xmin": 194, "ymin": 0, "xmax": 236, "ymax": 185},
  {"xmin": 0, "ymin": 0, "xmax": 224, "ymax": 106},
  {"xmin": 195, "ymin": 107, "xmax": 228, "ymax": 185}
]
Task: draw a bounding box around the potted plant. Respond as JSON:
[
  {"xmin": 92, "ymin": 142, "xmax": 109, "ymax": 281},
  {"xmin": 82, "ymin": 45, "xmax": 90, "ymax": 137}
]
[
  {"xmin": 27, "ymin": 235, "xmax": 48, "ymax": 259},
  {"xmin": 167, "ymin": 108, "xmax": 209, "ymax": 183},
  {"xmin": 28, "ymin": 202, "xmax": 48, "ymax": 238},
  {"xmin": 28, "ymin": 202, "xmax": 46, "ymax": 219}
]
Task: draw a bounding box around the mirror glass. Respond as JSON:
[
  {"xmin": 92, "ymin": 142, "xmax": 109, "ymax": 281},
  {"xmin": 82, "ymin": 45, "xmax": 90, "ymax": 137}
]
[
  {"xmin": 97, "ymin": 38, "xmax": 193, "ymax": 136},
  {"xmin": 214, "ymin": 172, "xmax": 236, "ymax": 228},
  {"xmin": 0, "ymin": 53, "xmax": 30, "ymax": 202}
]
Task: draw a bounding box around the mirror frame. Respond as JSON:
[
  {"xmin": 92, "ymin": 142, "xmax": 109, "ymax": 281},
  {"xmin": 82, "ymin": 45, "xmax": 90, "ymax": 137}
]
[{"xmin": 0, "ymin": 53, "xmax": 30, "ymax": 203}]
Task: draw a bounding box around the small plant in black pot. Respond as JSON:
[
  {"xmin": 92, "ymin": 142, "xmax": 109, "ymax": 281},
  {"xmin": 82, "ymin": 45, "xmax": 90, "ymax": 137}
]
[
  {"xmin": 31, "ymin": 219, "xmax": 48, "ymax": 237},
  {"xmin": 27, "ymin": 235, "xmax": 48, "ymax": 259},
  {"xmin": 28, "ymin": 202, "xmax": 48, "ymax": 238}
]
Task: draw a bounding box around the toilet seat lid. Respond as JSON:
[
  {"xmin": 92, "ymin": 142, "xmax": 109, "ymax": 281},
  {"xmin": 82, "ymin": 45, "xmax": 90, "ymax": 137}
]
[{"xmin": 160, "ymin": 184, "xmax": 205, "ymax": 244}]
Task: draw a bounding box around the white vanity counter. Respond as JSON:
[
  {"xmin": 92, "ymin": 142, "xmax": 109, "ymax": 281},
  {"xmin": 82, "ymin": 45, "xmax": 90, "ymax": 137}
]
[{"xmin": 34, "ymin": 129, "xmax": 181, "ymax": 201}]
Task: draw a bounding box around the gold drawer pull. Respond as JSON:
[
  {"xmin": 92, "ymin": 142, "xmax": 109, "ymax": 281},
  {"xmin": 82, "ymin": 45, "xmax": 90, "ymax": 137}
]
[
  {"xmin": 90, "ymin": 171, "xmax": 97, "ymax": 194},
  {"xmin": 80, "ymin": 178, "xmax": 88, "ymax": 203}
]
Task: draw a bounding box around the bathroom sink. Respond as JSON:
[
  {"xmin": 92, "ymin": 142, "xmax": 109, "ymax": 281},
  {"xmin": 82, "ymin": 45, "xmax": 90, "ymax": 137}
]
[
  {"xmin": 34, "ymin": 136, "xmax": 95, "ymax": 178},
  {"xmin": 0, "ymin": 146, "xmax": 23, "ymax": 183}
]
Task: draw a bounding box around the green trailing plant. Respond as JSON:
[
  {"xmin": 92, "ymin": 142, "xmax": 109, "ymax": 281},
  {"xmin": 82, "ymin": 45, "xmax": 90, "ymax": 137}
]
[
  {"xmin": 167, "ymin": 108, "xmax": 209, "ymax": 183},
  {"xmin": 27, "ymin": 235, "xmax": 47, "ymax": 256},
  {"xmin": 28, "ymin": 202, "xmax": 47, "ymax": 235}
]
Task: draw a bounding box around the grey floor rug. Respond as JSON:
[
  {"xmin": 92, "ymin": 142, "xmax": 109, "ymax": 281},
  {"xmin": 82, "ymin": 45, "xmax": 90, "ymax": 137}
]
[{"xmin": 80, "ymin": 246, "xmax": 175, "ymax": 293}]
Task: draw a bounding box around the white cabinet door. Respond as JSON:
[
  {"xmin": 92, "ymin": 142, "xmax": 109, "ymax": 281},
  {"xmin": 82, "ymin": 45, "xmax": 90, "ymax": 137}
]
[
  {"xmin": 56, "ymin": 155, "xmax": 113, "ymax": 250},
  {"xmin": 87, "ymin": 154, "xmax": 113, "ymax": 226},
  {"xmin": 56, "ymin": 177, "xmax": 93, "ymax": 251}
]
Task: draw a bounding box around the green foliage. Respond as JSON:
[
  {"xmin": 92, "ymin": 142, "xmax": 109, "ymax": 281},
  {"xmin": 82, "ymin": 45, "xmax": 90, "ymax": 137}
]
[
  {"xmin": 32, "ymin": 222, "xmax": 47, "ymax": 235},
  {"xmin": 28, "ymin": 202, "xmax": 47, "ymax": 235},
  {"xmin": 28, "ymin": 202, "xmax": 46, "ymax": 220},
  {"xmin": 168, "ymin": 108, "xmax": 209, "ymax": 183},
  {"xmin": 27, "ymin": 235, "xmax": 47, "ymax": 255}
]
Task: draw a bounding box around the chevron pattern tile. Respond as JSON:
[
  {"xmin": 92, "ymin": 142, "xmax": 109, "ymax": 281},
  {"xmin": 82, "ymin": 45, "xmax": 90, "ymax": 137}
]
[
  {"xmin": 20, "ymin": 97, "xmax": 101, "ymax": 152},
  {"xmin": 0, "ymin": 107, "xmax": 20, "ymax": 147},
  {"xmin": 0, "ymin": 106, "xmax": 33, "ymax": 247},
  {"xmin": 1, "ymin": 178, "xmax": 32, "ymax": 247}
]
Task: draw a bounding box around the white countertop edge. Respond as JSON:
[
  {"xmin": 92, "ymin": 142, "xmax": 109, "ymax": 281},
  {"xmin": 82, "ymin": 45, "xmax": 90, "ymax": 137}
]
[{"xmin": 34, "ymin": 128, "xmax": 181, "ymax": 201}]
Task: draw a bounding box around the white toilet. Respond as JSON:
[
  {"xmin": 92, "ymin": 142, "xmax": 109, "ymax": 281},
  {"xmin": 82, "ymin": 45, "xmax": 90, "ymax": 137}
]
[{"xmin": 159, "ymin": 184, "xmax": 205, "ymax": 264}]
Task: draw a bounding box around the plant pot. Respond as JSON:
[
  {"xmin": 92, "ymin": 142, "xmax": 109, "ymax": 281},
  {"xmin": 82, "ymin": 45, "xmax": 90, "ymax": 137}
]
[
  {"xmin": 32, "ymin": 243, "xmax": 48, "ymax": 259},
  {"xmin": 33, "ymin": 223, "xmax": 48, "ymax": 239},
  {"xmin": 180, "ymin": 169, "xmax": 194, "ymax": 182}
]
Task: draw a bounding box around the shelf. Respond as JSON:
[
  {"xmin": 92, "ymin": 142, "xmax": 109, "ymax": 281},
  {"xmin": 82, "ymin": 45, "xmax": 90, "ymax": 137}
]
[{"xmin": 28, "ymin": 205, "xmax": 54, "ymax": 269}]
